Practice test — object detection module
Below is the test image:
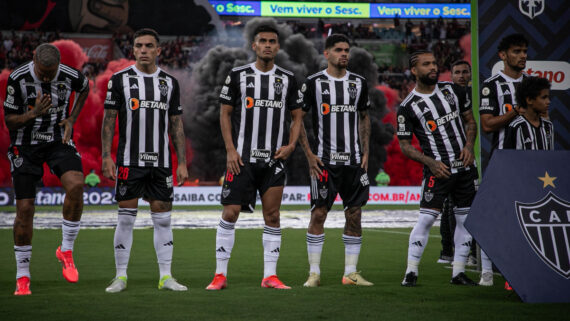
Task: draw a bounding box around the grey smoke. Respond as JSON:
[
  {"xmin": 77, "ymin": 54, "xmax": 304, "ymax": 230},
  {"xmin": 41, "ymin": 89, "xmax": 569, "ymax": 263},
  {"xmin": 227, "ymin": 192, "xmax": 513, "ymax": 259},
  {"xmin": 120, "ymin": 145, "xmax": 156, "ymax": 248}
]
[{"xmin": 183, "ymin": 18, "xmax": 393, "ymax": 185}]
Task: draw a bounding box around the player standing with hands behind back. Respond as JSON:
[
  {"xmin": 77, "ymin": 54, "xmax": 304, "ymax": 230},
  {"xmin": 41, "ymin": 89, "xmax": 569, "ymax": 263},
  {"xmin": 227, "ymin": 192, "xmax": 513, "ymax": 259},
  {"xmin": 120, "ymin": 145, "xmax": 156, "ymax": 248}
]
[{"xmin": 101, "ymin": 28, "xmax": 188, "ymax": 293}]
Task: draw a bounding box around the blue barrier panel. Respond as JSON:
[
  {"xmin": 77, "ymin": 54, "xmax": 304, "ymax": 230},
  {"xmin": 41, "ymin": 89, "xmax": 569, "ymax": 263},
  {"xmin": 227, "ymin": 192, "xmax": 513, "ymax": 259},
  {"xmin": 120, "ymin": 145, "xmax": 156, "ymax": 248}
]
[{"xmin": 465, "ymin": 150, "xmax": 570, "ymax": 303}]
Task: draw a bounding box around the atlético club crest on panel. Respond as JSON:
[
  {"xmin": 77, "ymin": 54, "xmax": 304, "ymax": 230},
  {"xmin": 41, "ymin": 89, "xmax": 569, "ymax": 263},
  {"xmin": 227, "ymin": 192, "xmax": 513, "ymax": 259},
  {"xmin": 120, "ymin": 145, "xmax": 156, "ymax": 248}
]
[
  {"xmin": 515, "ymin": 192, "xmax": 570, "ymax": 279},
  {"xmin": 519, "ymin": 0, "xmax": 545, "ymax": 19}
]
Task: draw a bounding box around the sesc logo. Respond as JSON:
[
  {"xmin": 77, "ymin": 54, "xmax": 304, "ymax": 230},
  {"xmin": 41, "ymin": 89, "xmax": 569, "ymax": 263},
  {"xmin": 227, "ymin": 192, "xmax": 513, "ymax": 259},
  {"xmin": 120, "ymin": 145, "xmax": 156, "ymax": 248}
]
[{"xmin": 492, "ymin": 61, "xmax": 570, "ymax": 90}]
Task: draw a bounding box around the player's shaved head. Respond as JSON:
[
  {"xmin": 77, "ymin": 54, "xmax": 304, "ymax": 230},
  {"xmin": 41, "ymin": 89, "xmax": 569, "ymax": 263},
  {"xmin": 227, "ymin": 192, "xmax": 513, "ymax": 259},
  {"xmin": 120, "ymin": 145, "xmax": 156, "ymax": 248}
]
[{"xmin": 34, "ymin": 43, "xmax": 60, "ymax": 67}]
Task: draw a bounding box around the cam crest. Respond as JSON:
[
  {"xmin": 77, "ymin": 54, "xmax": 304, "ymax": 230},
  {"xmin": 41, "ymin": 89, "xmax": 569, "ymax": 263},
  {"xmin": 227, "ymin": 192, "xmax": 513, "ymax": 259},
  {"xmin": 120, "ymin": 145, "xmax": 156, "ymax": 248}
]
[{"xmin": 515, "ymin": 192, "xmax": 570, "ymax": 279}]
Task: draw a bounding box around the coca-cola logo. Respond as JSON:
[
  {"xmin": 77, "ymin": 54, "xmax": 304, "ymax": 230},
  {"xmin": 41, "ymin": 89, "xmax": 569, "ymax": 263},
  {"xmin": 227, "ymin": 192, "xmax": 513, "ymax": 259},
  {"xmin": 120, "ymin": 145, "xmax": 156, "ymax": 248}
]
[
  {"xmin": 492, "ymin": 61, "xmax": 570, "ymax": 90},
  {"xmin": 83, "ymin": 44, "xmax": 110, "ymax": 60}
]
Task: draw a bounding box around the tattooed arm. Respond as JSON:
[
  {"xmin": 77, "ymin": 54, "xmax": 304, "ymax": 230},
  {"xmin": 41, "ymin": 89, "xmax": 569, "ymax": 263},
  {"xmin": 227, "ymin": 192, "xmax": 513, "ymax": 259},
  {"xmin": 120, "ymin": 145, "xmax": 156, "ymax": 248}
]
[
  {"xmin": 399, "ymin": 139, "xmax": 451, "ymax": 179},
  {"xmin": 101, "ymin": 109, "xmax": 117, "ymax": 180},
  {"xmin": 460, "ymin": 109, "xmax": 477, "ymax": 167},
  {"xmin": 358, "ymin": 110, "xmax": 371, "ymax": 171},
  {"xmin": 169, "ymin": 114, "xmax": 188, "ymax": 186}
]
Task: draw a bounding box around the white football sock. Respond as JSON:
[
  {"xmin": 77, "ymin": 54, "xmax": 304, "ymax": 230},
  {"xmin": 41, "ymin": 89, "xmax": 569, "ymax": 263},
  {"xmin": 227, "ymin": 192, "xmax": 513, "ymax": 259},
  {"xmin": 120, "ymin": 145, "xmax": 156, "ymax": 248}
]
[
  {"xmin": 406, "ymin": 209, "xmax": 438, "ymax": 274},
  {"xmin": 481, "ymin": 249, "xmax": 493, "ymax": 273},
  {"xmin": 114, "ymin": 208, "xmax": 137, "ymax": 278},
  {"xmin": 343, "ymin": 234, "xmax": 362, "ymax": 275},
  {"xmin": 306, "ymin": 233, "xmax": 324, "ymax": 275},
  {"xmin": 14, "ymin": 245, "xmax": 32, "ymax": 279},
  {"xmin": 61, "ymin": 219, "xmax": 80, "ymax": 252},
  {"xmin": 215, "ymin": 218, "xmax": 235, "ymax": 276},
  {"xmin": 263, "ymin": 225, "xmax": 281, "ymax": 278},
  {"xmin": 452, "ymin": 207, "xmax": 472, "ymax": 277},
  {"xmin": 151, "ymin": 211, "xmax": 173, "ymax": 279}
]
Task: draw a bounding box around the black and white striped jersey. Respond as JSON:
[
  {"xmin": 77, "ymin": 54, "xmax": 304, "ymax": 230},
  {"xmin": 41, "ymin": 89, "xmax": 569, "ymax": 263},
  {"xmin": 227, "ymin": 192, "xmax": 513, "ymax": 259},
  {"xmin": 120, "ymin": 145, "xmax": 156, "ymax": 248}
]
[
  {"xmin": 104, "ymin": 65, "xmax": 181, "ymax": 168},
  {"xmin": 301, "ymin": 70, "xmax": 370, "ymax": 165},
  {"xmin": 219, "ymin": 63, "xmax": 301, "ymax": 164},
  {"xmin": 397, "ymin": 82, "xmax": 472, "ymax": 174},
  {"xmin": 480, "ymin": 71, "xmax": 528, "ymax": 150},
  {"xmin": 504, "ymin": 115, "xmax": 554, "ymax": 150},
  {"xmin": 3, "ymin": 61, "xmax": 88, "ymax": 146}
]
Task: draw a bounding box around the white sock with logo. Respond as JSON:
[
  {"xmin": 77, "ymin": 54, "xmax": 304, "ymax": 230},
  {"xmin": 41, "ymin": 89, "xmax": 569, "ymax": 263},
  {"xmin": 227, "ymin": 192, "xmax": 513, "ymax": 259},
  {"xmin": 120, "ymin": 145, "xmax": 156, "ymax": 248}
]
[
  {"xmin": 481, "ymin": 249, "xmax": 493, "ymax": 274},
  {"xmin": 215, "ymin": 218, "xmax": 235, "ymax": 276},
  {"xmin": 406, "ymin": 209, "xmax": 438, "ymax": 274},
  {"xmin": 452, "ymin": 207, "xmax": 472, "ymax": 277},
  {"xmin": 263, "ymin": 225, "xmax": 281, "ymax": 278},
  {"xmin": 14, "ymin": 245, "xmax": 32, "ymax": 279},
  {"xmin": 114, "ymin": 208, "xmax": 137, "ymax": 278},
  {"xmin": 343, "ymin": 234, "xmax": 362, "ymax": 275},
  {"xmin": 307, "ymin": 233, "xmax": 324, "ymax": 275},
  {"xmin": 151, "ymin": 211, "xmax": 173, "ymax": 279},
  {"xmin": 61, "ymin": 219, "xmax": 80, "ymax": 252}
]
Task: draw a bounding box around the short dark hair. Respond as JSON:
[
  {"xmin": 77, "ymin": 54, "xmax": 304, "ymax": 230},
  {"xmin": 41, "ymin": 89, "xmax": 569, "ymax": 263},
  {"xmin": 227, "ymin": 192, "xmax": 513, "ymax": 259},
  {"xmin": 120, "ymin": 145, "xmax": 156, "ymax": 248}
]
[
  {"xmin": 498, "ymin": 33, "xmax": 528, "ymax": 52},
  {"xmin": 325, "ymin": 34, "xmax": 350, "ymax": 49},
  {"xmin": 516, "ymin": 76, "xmax": 550, "ymax": 108},
  {"xmin": 133, "ymin": 28, "xmax": 160, "ymax": 45},
  {"xmin": 451, "ymin": 60, "xmax": 471, "ymax": 71},
  {"xmin": 409, "ymin": 50, "xmax": 433, "ymax": 68},
  {"xmin": 252, "ymin": 25, "xmax": 279, "ymax": 41},
  {"xmin": 34, "ymin": 43, "xmax": 60, "ymax": 67}
]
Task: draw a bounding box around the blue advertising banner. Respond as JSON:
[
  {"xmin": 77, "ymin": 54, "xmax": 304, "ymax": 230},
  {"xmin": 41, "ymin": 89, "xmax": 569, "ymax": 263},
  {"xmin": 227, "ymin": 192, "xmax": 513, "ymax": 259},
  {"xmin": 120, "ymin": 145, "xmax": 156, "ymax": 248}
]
[
  {"xmin": 369, "ymin": 3, "xmax": 470, "ymax": 19},
  {"xmin": 465, "ymin": 150, "xmax": 570, "ymax": 303},
  {"xmin": 208, "ymin": 1, "xmax": 471, "ymax": 19},
  {"xmin": 209, "ymin": 1, "xmax": 261, "ymax": 16}
]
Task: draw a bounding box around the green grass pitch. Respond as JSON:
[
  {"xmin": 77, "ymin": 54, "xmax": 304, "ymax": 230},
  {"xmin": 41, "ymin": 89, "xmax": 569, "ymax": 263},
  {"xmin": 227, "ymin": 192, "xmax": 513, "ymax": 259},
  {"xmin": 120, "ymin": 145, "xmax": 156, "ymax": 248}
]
[{"xmin": 0, "ymin": 228, "xmax": 568, "ymax": 320}]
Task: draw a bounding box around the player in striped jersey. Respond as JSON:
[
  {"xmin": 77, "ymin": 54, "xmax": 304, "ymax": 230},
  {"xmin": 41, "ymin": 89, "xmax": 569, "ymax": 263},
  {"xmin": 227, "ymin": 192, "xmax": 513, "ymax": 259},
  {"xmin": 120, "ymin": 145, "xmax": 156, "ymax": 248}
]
[
  {"xmin": 505, "ymin": 76, "xmax": 554, "ymax": 150},
  {"xmin": 4, "ymin": 43, "xmax": 90, "ymax": 295},
  {"xmin": 102, "ymin": 28, "xmax": 188, "ymax": 293},
  {"xmin": 298, "ymin": 34, "xmax": 373, "ymax": 287},
  {"xmin": 479, "ymin": 33, "xmax": 530, "ymax": 288},
  {"xmin": 480, "ymin": 33, "xmax": 529, "ymax": 151},
  {"xmin": 397, "ymin": 51, "xmax": 478, "ymax": 287},
  {"xmin": 206, "ymin": 25, "xmax": 304, "ymax": 290}
]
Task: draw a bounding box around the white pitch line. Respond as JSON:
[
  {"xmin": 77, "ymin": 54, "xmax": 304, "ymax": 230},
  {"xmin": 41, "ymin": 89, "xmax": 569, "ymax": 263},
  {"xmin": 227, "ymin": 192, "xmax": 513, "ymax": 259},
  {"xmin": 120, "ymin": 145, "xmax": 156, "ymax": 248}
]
[{"xmin": 0, "ymin": 209, "xmax": 437, "ymax": 229}]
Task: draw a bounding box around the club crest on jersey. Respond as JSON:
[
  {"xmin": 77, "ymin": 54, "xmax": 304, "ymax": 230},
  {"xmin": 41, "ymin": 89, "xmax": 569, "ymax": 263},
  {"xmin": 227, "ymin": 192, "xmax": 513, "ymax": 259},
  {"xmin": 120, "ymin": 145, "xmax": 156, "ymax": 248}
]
[
  {"xmin": 519, "ymin": 0, "xmax": 544, "ymax": 19},
  {"xmin": 348, "ymin": 82, "xmax": 358, "ymax": 99},
  {"xmin": 222, "ymin": 188, "xmax": 231, "ymax": 198},
  {"xmin": 360, "ymin": 173, "xmax": 369, "ymax": 186},
  {"xmin": 158, "ymin": 80, "xmax": 168, "ymax": 96},
  {"xmin": 424, "ymin": 191, "xmax": 434, "ymax": 202},
  {"xmin": 444, "ymin": 92, "xmax": 455, "ymax": 106},
  {"xmin": 13, "ymin": 157, "xmax": 23, "ymax": 168},
  {"xmin": 319, "ymin": 188, "xmax": 328, "ymax": 199},
  {"xmin": 56, "ymin": 83, "xmax": 68, "ymax": 101},
  {"xmin": 7, "ymin": 85, "xmax": 15, "ymax": 95},
  {"xmin": 119, "ymin": 184, "xmax": 127, "ymax": 196},
  {"xmin": 273, "ymin": 77, "xmax": 284, "ymax": 95},
  {"xmin": 515, "ymin": 192, "xmax": 570, "ymax": 278}
]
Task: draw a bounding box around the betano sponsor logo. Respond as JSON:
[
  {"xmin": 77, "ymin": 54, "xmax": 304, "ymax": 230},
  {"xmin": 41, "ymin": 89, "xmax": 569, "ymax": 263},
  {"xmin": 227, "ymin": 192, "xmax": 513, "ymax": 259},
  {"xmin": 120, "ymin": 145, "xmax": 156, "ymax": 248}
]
[
  {"xmin": 128, "ymin": 98, "xmax": 168, "ymax": 111},
  {"xmin": 320, "ymin": 103, "xmax": 356, "ymax": 115},
  {"xmin": 492, "ymin": 61, "xmax": 570, "ymax": 90},
  {"xmin": 245, "ymin": 97, "xmax": 283, "ymax": 109},
  {"xmin": 425, "ymin": 110, "xmax": 459, "ymax": 132}
]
